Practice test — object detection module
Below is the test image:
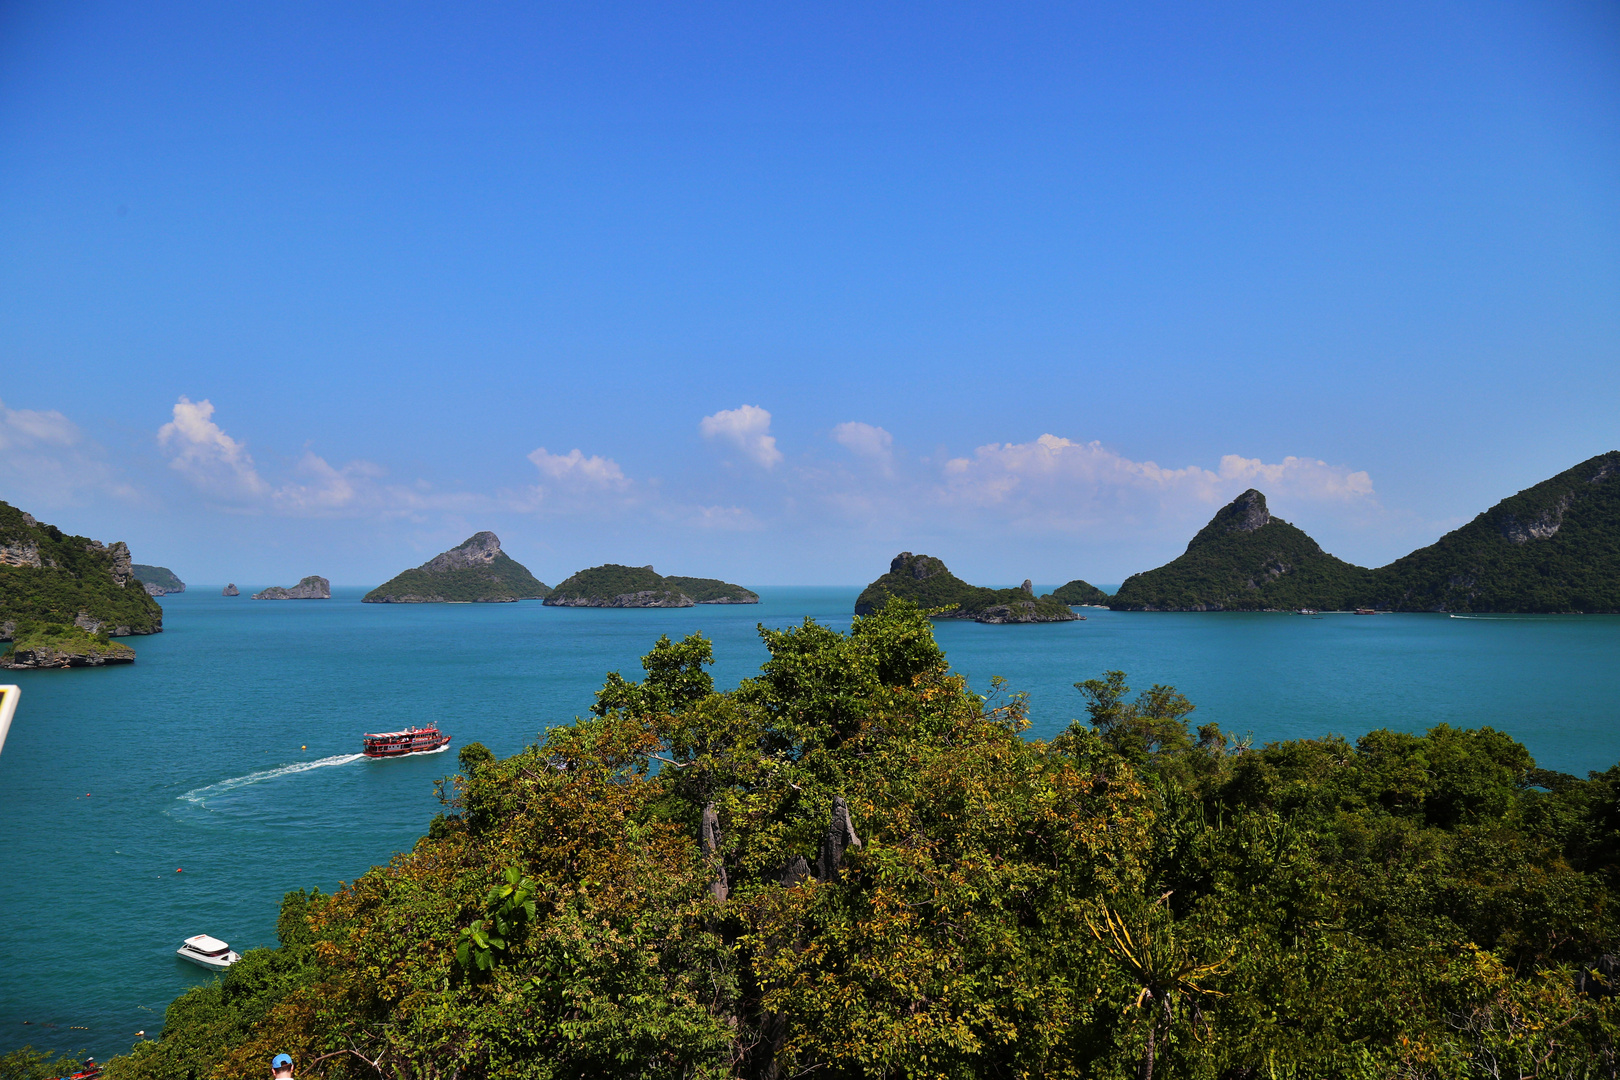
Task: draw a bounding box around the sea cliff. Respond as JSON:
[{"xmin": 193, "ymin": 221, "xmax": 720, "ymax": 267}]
[{"xmin": 0, "ymin": 500, "xmax": 163, "ymax": 663}]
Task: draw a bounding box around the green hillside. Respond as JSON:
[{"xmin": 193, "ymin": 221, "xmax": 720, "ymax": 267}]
[
  {"xmin": 545, "ymin": 564, "xmax": 694, "ymax": 607},
  {"xmin": 856, "ymin": 552, "xmax": 1078, "ymax": 622},
  {"xmin": 364, "ymin": 532, "xmax": 550, "ymax": 603},
  {"xmin": 1375, "ymin": 450, "xmax": 1620, "ymax": 612},
  {"xmin": 131, "ymin": 564, "xmax": 185, "ymax": 593},
  {"xmin": 1051, "ymin": 579, "xmax": 1111, "ymax": 606},
  {"xmin": 1111, "ymin": 452, "xmax": 1620, "ymax": 613},
  {"xmin": 0, "ymin": 500, "xmax": 164, "ymax": 640},
  {"xmin": 662, "ymin": 576, "xmax": 759, "ymax": 604}
]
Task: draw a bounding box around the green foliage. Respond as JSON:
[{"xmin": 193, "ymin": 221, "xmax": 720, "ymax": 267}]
[
  {"xmin": 454, "ymin": 867, "xmax": 538, "ymax": 975},
  {"xmin": 856, "ymin": 551, "xmax": 1078, "ymax": 621},
  {"xmin": 544, "ymin": 563, "xmax": 689, "ymax": 605},
  {"xmin": 0, "ymin": 1045, "xmax": 89, "ymax": 1080},
  {"xmin": 1, "ymin": 621, "xmax": 135, "ymax": 664},
  {"xmin": 1051, "ymin": 578, "xmax": 1111, "ymax": 605},
  {"xmin": 110, "ymin": 597, "xmax": 1620, "ymax": 1080},
  {"xmin": 1110, "ymin": 492, "xmax": 1379, "ymax": 611},
  {"xmin": 1378, "ymin": 450, "xmax": 1620, "ymax": 612},
  {"xmin": 591, "ymin": 632, "xmax": 715, "ymax": 717},
  {"xmin": 661, "ymin": 575, "xmax": 758, "ymax": 603},
  {"xmin": 363, "ymin": 551, "xmax": 550, "ymax": 603},
  {"xmin": 1111, "ymin": 452, "xmax": 1620, "ymax": 612},
  {"xmin": 130, "ymin": 565, "xmax": 184, "ymax": 592},
  {"xmin": 0, "ymin": 501, "xmax": 163, "ymax": 637}
]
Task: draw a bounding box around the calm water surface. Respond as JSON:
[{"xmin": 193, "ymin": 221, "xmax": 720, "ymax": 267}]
[{"xmin": 3, "ymin": 587, "xmax": 1617, "ymax": 1058}]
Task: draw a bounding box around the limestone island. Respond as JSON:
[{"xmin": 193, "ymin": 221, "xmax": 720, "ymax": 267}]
[
  {"xmin": 363, "ymin": 532, "xmax": 550, "ymax": 603},
  {"xmin": 1110, "ymin": 450, "xmax": 1620, "ymax": 612},
  {"xmin": 253, "ymin": 576, "xmax": 331, "ymax": 600},
  {"xmin": 1050, "ymin": 579, "xmax": 1111, "ymax": 606},
  {"xmin": 855, "ymin": 553, "xmax": 1079, "ymax": 623},
  {"xmin": 133, "ymin": 564, "xmax": 186, "ymax": 596},
  {"xmin": 544, "ymin": 564, "xmax": 758, "ymax": 608},
  {"xmin": 1, "ymin": 499, "xmax": 163, "ymax": 668},
  {"xmin": 223, "ymin": 583, "xmax": 239, "ymax": 596}
]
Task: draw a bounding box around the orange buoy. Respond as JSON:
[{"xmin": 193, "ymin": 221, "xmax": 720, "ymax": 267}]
[{"xmin": 176, "ymin": 867, "xmax": 183, "ymax": 873}]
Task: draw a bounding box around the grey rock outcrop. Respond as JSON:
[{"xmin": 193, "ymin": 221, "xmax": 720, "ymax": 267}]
[
  {"xmin": 421, "ymin": 531, "xmax": 503, "ymax": 573},
  {"xmin": 814, "ymin": 795, "xmax": 862, "ymax": 882},
  {"xmin": 223, "ymin": 583, "xmax": 239, "ymax": 596},
  {"xmin": 1220, "ymin": 489, "xmax": 1272, "ymax": 534},
  {"xmin": 0, "ymin": 540, "xmax": 44, "ymax": 569},
  {"xmin": 252, "ymin": 576, "xmax": 331, "ymax": 600},
  {"xmin": 74, "ymin": 612, "xmax": 132, "ymax": 636}
]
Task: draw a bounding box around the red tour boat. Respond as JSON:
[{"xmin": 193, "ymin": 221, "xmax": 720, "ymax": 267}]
[{"xmin": 362, "ymin": 725, "xmax": 451, "ymax": 758}]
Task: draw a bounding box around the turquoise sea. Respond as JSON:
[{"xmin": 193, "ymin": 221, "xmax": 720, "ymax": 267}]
[{"xmin": 3, "ymin": 587, "xmax": 1618, "ymax": 1060}]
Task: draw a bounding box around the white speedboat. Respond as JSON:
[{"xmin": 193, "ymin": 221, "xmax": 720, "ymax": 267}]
[{"xmin": 176, "ymin": 934, "xmax": 240, "ymax": 970}]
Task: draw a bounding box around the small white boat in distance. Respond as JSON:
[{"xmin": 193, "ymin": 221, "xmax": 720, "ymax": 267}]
[{"xmin": 176, "ymin": 934, "xmax": 240, "ymax": 970}]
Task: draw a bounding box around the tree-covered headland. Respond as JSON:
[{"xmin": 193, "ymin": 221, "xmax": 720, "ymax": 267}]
[{"xmin": 108, "ymin": 600, "xmax": 1620, "ymax": 1079}]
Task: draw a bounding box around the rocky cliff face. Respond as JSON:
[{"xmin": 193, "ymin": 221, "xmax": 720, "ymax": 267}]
[
  {"xmin": 223, "ymin": 583, "xmax": 239, "ymax": 596},
  {"xmin": 0, "ymin": 500, "xmax": 163, "ymax": 639},
  {"xmin": 253, "ymin": 576, "xmax": 331, "ymax": 600},
  {"xmin": 422, "ymin": 531, "xmax": 504, "ymax": 573}
]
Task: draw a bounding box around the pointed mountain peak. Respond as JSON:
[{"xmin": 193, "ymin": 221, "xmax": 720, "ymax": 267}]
[
  {"xmin": 1212, "ymin": 489, "xmax": 1271, "ymax": 534},
  {"xmin": 422, "ymin": 531, "xmax": 503, "ymax": 573}
]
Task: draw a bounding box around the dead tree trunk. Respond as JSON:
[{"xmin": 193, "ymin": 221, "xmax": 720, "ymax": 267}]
[{"xmin": 701, "ymin": 801, "xmax": 728, "ymax": 902}]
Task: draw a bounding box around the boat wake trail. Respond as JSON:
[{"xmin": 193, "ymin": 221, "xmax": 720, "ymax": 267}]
[{"xmin": 177, "ymin": 753, "xmax": 365, "ymax": 808}]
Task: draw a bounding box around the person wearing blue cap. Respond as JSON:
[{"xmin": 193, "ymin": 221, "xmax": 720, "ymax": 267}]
[{"xmin": 271, "ymin": 1054, "xmax": 293, "ymax": 1078}]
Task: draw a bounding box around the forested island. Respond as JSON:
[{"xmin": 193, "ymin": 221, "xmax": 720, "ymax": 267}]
[
  {"xmin": 544, "ymin": 564, "xmax": 757, "ymax": 607},
  {"xmin": 0, "ymin": 500, "xmax": 162, "ymax": 668},
  {"xmin": 1111, "ymin": 450, "xmax": 1620, "ymax": 612},
  {"xmin": 102, "ymin": 600, "xmax": 1620, "ymax": 1078},
  {"xmin": 131, "ymin": 565, "xmax": 185, "ymax": 595},
  {"xmin": 855, "ymin": 551, "xmax": 1078, "ymax": 622},
  {"xmin": 363, "ymin": 532, "xmax": 550, "ymax": 603},
  {"xmin": 1051, "ymin": 578, "xmax": 1111, "ymax": 605}
]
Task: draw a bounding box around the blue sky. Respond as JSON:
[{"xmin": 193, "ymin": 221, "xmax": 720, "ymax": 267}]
[{"xmin": 2, "ymin": 1, "xmax": 1616, "ymax": 588}]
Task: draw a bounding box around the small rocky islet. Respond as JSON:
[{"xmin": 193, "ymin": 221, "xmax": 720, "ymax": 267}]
[
  {"xmin": 544, "ymin": 564, "xmax": 758, "ymax": 608},
  {"xmin": 252, "ymin": 576, "xmax": 331, "ymax": 600}
]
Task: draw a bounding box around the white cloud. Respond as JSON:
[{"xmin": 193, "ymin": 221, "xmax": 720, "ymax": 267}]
[
  {"xmin": 157, "ymin": 397, "xmax": 269, "ymax": 498},
  {"xmin": 527, "ymin": 447, "xmax": 630, "ymax": 489},
  {"xmin": 0, "ymin": 398, "xmax": 136, "ymax": 506},
  {"xmin": 270, "ymin": 452, "xmax": 390, "ymax": 512},
  {"xmin": 938, "ymin": 435, "xmax": 1376, "ymax": 526},
  {"xmin": 1214, "ymin": 454, "xmax": 1374, "ymax": 499},
  {"xmin": 830, "ymin": 421, "xmax": 894, "ymax": 473},
  {"xmin": 700, "ymin": 404, "xmax": 782, "ymax": 469},
  {"xmin": 0, "ymin": 400, "xmax": 79, "ymax": 450}
]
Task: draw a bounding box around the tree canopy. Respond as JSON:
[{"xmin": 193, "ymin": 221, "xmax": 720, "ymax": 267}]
[{"xmin": 107, "ymin": 599, "xmax": 1620, "ymax": 1080}]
